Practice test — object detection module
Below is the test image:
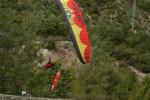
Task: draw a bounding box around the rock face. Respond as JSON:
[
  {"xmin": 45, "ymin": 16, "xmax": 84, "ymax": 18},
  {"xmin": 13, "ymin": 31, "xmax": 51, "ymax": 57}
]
[{"xmin": 38, "ymin": 41, "xmax": 81, "ymax": 69}]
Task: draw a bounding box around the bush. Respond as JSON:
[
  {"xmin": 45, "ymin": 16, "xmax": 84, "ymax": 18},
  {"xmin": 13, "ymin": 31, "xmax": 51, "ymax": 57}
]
[
  {"xmin": 137, "ymin": 0, "xmax": 150, "ymax": 13},
  {"xmin": 26, "ymin": 61, "xmax": 74, "ymax": 98}
]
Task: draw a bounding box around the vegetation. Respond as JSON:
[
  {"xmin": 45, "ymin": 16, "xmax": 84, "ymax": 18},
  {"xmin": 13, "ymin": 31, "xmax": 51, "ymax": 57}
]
[{"xmin": 0, "ymin": 0, "xmax": 150, "ymax": 99}]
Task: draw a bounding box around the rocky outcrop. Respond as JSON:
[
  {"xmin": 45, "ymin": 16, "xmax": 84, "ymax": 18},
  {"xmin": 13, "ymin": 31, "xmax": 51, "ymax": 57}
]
[{"xmin": 38, "ymin": 41, "xmax": 81, "ymax": 69}]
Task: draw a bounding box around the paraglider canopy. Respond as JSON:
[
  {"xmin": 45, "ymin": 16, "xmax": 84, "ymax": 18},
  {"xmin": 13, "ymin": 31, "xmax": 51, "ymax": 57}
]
[{"xmin": 55, "ymin": 0, "xmax": 91, "ymax": 64}]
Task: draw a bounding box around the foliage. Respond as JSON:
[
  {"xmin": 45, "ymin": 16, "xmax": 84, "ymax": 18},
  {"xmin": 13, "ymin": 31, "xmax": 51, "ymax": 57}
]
[
  {"xmin": 26, "ymin": 61, "xmax": 74, "ymax": 98},
  {"xmin": 72, "ymin": 16, "xmax": 150, "ymax": 100},
  {"xmin": 137, "ymin": 0, "xmax": 150, "ymax": 13},
  {"xmin": 0, "ymin": 0, "xmax": 150, "ymax": 99},
  {"xmin": 0, "ymin": 0, "xmax": 72, "ymax": 98}
]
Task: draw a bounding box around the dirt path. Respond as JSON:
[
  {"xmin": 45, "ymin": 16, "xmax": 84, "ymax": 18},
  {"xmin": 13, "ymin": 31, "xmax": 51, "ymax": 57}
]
[
  {"xmin": 114, "ymin": 61, "xmax": 150, "ymax": 82},
  {"xmin": 128, "ymin": 66, "xmax": 150, "ymax": 82}
]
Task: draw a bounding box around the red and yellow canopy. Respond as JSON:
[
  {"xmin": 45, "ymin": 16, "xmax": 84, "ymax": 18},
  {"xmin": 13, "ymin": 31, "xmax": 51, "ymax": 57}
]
[{"xmin": 55, "ymin": 0, "xmax": 91, "ymax": 64}]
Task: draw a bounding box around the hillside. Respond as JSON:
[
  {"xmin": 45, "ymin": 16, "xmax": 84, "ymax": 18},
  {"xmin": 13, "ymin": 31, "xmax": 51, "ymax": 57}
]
[{"xmin": 0, "ymin": 0, "xmax": 150, "ymax": 100}]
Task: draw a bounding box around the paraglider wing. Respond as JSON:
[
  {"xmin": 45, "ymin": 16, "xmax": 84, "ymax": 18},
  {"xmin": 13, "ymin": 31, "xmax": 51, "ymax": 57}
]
[{"xmin": 55, "ymin": 0, "xmax": 91, "ymax": 64}]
